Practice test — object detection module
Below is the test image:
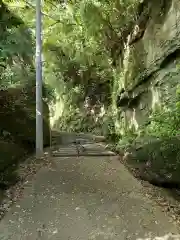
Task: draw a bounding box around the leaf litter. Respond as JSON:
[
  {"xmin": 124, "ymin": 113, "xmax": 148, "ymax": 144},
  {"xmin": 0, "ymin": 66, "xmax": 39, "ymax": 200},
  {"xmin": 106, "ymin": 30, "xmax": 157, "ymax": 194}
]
[{"xmin": 0, "ymin": 150, "xmax": 54, "ymax": 220}]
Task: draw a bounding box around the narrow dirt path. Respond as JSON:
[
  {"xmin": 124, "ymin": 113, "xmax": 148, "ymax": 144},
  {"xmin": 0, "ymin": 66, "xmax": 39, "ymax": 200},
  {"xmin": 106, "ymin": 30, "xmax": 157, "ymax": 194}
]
[{"xmin": 0, "ymin": 133, "xmax": 179, "ymax": 239}]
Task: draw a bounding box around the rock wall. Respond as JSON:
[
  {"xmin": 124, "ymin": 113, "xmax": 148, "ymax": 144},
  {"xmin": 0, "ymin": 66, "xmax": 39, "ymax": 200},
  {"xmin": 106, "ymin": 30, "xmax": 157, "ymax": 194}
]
[{"xmin": 117, "ymin": 0, "xmax": 180, "ymax": 131}]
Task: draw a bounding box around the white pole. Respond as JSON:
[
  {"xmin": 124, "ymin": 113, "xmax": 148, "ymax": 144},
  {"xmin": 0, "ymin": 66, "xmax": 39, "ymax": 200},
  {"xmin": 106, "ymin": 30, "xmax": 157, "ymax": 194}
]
[{"xmin": 36, "ymin": 0, "xmax": 43, "ymax": 157}]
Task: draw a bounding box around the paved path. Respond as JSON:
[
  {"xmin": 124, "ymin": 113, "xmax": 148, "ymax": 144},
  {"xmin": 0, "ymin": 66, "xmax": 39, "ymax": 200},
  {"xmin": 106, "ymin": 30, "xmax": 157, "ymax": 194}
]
[{"xmin": 0, "ymin": 134, "xmax": 180, "ymax": 239}]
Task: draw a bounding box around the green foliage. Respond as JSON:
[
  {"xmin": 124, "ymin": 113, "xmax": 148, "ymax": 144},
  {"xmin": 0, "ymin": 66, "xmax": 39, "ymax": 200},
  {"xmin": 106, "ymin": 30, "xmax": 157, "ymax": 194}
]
[
  {"xmin": 146, "ymin": 86, "xmax": 180, "ymax": 138},
  {"xmin": 115, "ymin": 85, "xmax": 180, "ymax": 149},
  {"xmin": 0, "ymin": 1, "xmax": 34, "ymax": 89}
]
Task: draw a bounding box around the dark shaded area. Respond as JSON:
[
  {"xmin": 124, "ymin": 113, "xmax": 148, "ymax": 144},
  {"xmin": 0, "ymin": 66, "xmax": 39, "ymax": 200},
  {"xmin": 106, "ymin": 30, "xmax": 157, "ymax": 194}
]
[
  {"xmin": 0, "ymin": 85, "xmax": 50, "ymax": 189},
  {"xmin": 128, "ymin": 95, "xmax": 141, "ymax": 109},
  {"xmin": 116, "ymin": 90, "xmax": 142, "ymax": 109},
  {"xmin": 160, "ymin": 49, "xmax": 180, "ymax": 68},
  {"xmin": 0, "ymin": 1, "xmax": 24, "ymax": 30},
  {"xmin": 116, "ymin": 91, "xmax": 129, "ymax": 108}
]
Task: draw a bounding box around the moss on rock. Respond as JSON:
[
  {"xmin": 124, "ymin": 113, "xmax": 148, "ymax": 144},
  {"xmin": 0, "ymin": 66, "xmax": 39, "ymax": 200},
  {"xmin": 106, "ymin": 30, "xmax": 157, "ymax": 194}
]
[{"xmin": 124, "ymin": 137, "xmax": 180, "ymax": 188}]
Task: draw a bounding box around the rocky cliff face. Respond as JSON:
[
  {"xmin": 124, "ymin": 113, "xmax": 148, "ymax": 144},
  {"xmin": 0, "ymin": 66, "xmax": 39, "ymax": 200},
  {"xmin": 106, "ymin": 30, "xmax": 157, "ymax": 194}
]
[{"xmin": 117, "ymin": 0, "xmax": 180, "ymax": 132}]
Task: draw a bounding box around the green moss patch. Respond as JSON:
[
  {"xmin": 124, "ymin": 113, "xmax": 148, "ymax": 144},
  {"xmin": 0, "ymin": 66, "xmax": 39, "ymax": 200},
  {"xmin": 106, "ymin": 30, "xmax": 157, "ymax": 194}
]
[{"xmin": 124, "ymin": 137, "xmax": 180, "ymax": 188}]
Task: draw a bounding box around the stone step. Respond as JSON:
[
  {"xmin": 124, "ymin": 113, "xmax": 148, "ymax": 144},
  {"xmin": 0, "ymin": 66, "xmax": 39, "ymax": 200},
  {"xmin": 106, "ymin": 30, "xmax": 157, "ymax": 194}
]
[
  {"xmin": 52, "ymin": 151, "xmax": 115, "ymax": 157},
  {"xmin": 50, "ymin": 145, "xmax": 115, "ymax": 157}
]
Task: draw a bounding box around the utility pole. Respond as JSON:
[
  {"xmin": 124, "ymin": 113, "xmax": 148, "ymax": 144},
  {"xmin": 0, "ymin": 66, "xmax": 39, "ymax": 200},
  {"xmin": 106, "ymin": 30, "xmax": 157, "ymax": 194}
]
[{"xmin": 36, "ymin": 0, "xmax": 43, "ymax": 157}]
